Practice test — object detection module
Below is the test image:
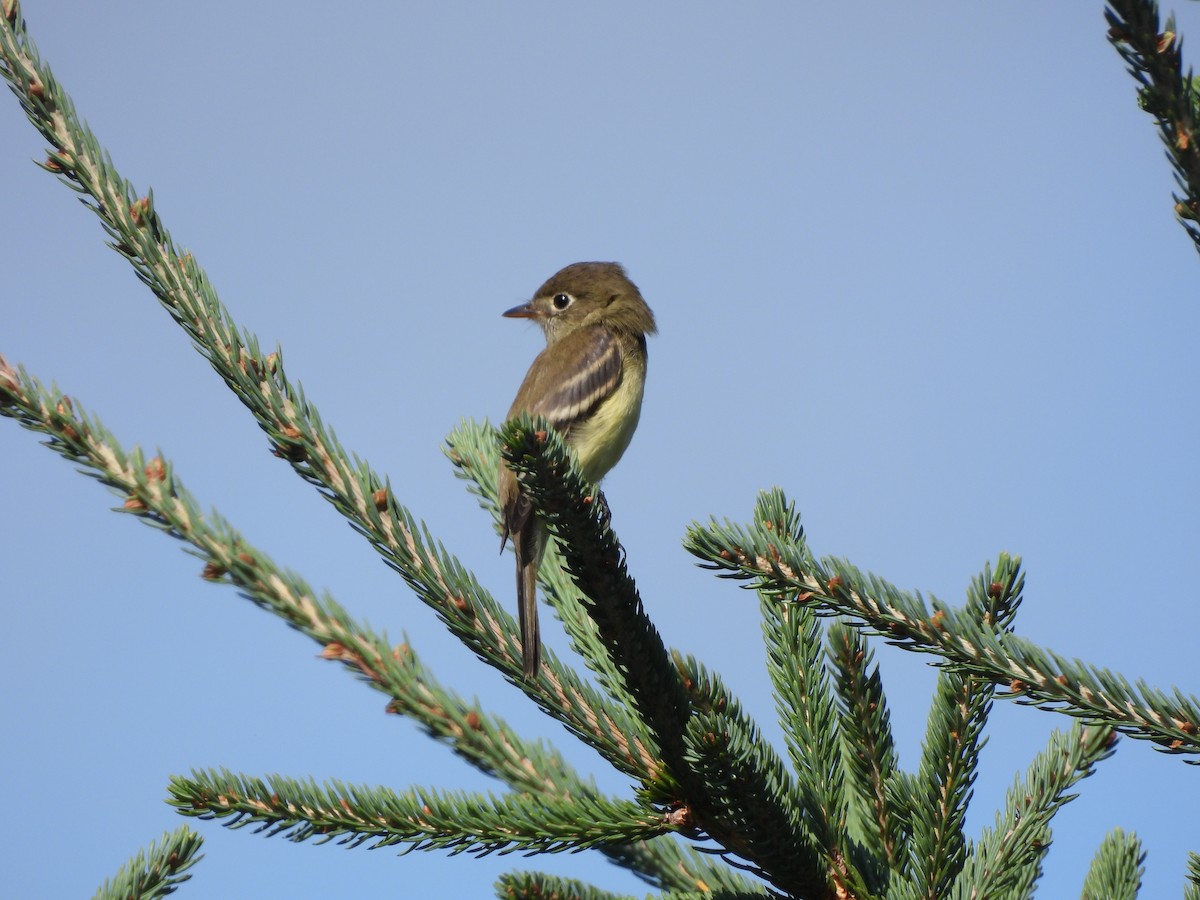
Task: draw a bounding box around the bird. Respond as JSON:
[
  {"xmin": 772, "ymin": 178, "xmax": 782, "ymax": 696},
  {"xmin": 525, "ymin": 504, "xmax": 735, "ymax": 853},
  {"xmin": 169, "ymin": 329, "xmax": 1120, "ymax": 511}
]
[{"xmin": 498, "ymin": 262, "xmax": 657, "ymax": 678}]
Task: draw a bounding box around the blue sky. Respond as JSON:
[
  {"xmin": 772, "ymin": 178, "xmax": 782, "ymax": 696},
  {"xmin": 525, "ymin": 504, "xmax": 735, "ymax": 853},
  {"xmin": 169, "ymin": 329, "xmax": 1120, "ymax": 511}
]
[{"xmin": 3, "ymin": 2, "xmax": 1199, "ymax": 897}]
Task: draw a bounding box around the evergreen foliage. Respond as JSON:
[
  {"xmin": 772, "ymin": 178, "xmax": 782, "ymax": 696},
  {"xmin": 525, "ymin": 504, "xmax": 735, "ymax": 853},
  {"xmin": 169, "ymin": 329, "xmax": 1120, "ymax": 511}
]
[
  {"xmin": 2, "ymin": 1, "xmax": 1196, "ymax": 896},
  {"xmin": 91, "ymin": 827, "xmax": 204, "ymax": 900}
]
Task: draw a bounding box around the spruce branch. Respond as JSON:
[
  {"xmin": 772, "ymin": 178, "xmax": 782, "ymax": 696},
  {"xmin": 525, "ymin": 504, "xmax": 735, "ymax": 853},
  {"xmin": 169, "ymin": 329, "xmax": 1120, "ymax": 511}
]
[
  {"xmin": 448, "ymin": 419, "xmax": 638, "ymax": 711},
  {"xmin": 493, "ymin": 873, "xmax": 770, "ymax": 900},
  {"xmin": 892, "ymin": 672, "xmax": 991, "ymax": 900},
  {"xmin": 0, "ymin": 360, "xmax": 577, "ymax": 790},
  {"xmin": 895, "ymin": 558, "xmax": 1020, "ymax": 899},
  {"xmin": 494, "ymin": 872, "xmax": 634, "ymax": 900},
  {"xmin": 602, "ymin": 838, "xmax": 775, "ymax": 897},
  {"xmin": 0, "ymin": 359, "xmax": 717, "ymax": 889},
  {"xmin": 1079, "ymin": 828, "xmax": 1145, "ymax": 900},
  {"xmin": 0, "ymin": 9, "xmax": 665, "ymax": 788},
  {"xmin": 498, "ymin": 417, "xmax": 691, "ymax": 786},
  {"xmin": 168, "ymin": 769, "xmax": 670, "ymax": 856},
  {"xmin": 674, "ymin": 653, "xmax": 833, "ymax": 898},
  {"xmin": 684, "ymin": 488, "xmax": 1200, "ymax": 758},
  {"xmin": 750, "ymin": 492, "xmax": 848, "ymax": 870},
  {"xmin": 499, "ymin": 421, "xmax": 843, "ymax": 898},
  {"xmin": 682, "ymin": 711, "xmax": 833, "ymax": 900},
  {"xmin": 1106, "ymin": 0, "xmax": 1200, "ymax": 251},
  {"xmin": 950, "ymin": 723, "xmax": 1118, "ymax": 898},
  {"xmin": 1186, "ymin": 852, "xmax": 1200, "ymax": 900},
  {"xmin": 91, "ymin": 827, "xmax": 203, "ymax": 900},
  {"xmin": 827, "ymin": 621, "xmax": 905, "ymax": 873}
]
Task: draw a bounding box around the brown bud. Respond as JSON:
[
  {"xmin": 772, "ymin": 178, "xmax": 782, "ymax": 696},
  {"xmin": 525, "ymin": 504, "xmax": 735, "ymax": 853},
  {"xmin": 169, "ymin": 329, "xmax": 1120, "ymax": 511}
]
[
  {"xmin": 201, "ymin": 562, "xmax": 226, "ymax": 580},
  {"xmin": 665, "ymin": 805, "xmax": 694, "ymax": 829},
  {"xmin": 465, "ymin": 710, "xmax": 482, "ymax": 730},
  {"xmin": 0, "ymin": 376, "xmax": 18, "ymax": 407},
  {"xmin": 989, "ymin": 581, "xmax": 1003, "ymax": 598},
  {"xmin": 123, "ymin": 495, "xmax": 146, "ymax": 512},
  {"xmin": 130, "ymin": 197, "xmax": 151, "ymax": 227},
  {"xmin": 275, "ymin": 424, "xmax": 306, "ymax": 461},
  {"xmin": 372, "ymin": 488, "xmax": 389, "ymax": 511},
  {"xmin": 144, "ymin": 456, "xmax": 167, "ymax": 481},
  {"xmin": 931, "ymin": 609, "xmax": 947, "ymax": 630},
  {"xmin": 825, "ymin": 575, "xmax": 843, "ymax": 592},
  {"xmin": 320, "ymin": 642, "xmax": 348, "ymax": 660},
  {"xmin": 1157, "ymin": 31, "xmax": 1176, "ymax": 54},
  {"xmin": 3, "ymin": 0, "xmax": 18, "ymax": 25}
]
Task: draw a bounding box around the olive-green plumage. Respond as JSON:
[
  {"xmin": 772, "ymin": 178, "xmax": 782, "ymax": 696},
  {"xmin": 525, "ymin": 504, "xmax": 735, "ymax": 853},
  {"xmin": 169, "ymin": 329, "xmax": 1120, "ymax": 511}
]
[{"xmin": 499, "ymin": 262, "xmax": 657, "ymax": 678}]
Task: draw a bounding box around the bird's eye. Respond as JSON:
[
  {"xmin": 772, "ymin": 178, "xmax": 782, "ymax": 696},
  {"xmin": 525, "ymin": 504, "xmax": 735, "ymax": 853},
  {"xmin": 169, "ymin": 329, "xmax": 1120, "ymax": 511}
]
[{"xmin": 552, "ymin": 293, "xmax": 573, "ymax": 311}]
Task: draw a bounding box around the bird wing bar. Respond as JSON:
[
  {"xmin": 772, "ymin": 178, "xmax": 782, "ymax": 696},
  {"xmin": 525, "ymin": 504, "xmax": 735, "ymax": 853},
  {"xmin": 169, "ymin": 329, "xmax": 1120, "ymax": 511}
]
[{"xmin": 531, "ymin": 327, "xmax": 623, "ymax": 432}]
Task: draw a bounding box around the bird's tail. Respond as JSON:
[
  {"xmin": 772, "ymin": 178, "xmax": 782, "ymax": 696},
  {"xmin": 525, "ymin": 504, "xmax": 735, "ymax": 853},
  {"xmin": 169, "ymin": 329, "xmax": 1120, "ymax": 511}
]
[
  {"xmin": 517, "ymin": 548, "xmax": 540, "ymax": 679},
  {"xmin": 515, "ymin": 521, "xmax": 548, "ymax": 679}
]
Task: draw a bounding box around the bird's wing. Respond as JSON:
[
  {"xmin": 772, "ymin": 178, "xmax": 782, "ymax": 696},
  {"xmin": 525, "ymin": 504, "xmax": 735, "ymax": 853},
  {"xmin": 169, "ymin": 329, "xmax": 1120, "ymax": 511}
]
[
  {"xmin": 527, "ymin": 325, "xmax": 623, "ymax": 432},
  {"xmin": 500, "ymin": 325, "xmax": 623, "ymax": 546}
]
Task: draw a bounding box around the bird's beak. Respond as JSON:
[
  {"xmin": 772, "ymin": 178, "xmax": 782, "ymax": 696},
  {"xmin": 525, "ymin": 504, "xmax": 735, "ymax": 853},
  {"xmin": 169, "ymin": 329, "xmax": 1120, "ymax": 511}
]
[{"xmin": 502, "ymin": 302, "xmax": 540, "ymax": 319}]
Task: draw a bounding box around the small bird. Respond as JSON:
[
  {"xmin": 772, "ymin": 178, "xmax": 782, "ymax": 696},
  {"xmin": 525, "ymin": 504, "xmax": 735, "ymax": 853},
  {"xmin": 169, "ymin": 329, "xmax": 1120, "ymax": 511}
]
[{"xmin": 499, "ymin": 262, "xmax": 657, "ymax": 679}]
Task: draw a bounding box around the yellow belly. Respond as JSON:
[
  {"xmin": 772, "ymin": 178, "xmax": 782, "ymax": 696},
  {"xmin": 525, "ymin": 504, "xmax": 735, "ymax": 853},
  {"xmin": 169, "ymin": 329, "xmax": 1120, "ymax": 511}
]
[{"xmin": 571, "ymin": 356, "xmax": 646, "ymax": 484}]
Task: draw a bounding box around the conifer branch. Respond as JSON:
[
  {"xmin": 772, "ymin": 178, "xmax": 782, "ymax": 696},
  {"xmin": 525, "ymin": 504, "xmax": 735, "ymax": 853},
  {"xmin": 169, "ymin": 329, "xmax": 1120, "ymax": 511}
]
[
  {"xmin": 895, "ymin": 557, "xmax": 1024, "ymax": 899},
  {"xmin": 494, "ymin": 872, "xmax": 772, "ymax": 900},
  {"xmin": 1079, "ymin": 828, "xmax": 1145, "ymax": 900},
  {"xmin": 500, "ymin": 421, "xmax": 845, "ymax": 898},
  {"xmin": 0, "ymin": 10, "xmax": 663, "ymax": 787},
  {"xmin": 950, "ymin": 723, "xmax": 1117, "ymax": 898},
  {"xmin": 493, "ymin": 873, "xmax": 632, "ymax": 900},
  {"xmin": 168, "ymin": 769, "xmax": 670, "ymax": 856},
  {"xmin": 0, "ymin": 362, "xmax": 563, "ymax": 786},
  {"xmin": 498, "ymin": 418, "xmax": 692, "ymax": 787},
  {"xmin": 685, "ymin": 489, "xmax": 1200, "ymax": 758},
  {"xmin": 674, "ymin": 653, "xmax": 834, "ymax": 897},
  {"xmin": 601, "ymin": 838, "xmax": 775, "ymax": 897},
  {"xmin": 750, "ymin": 493, "xmax": 848, "ymax": 869},
  {"xmin": 682, "ymin": 711, "xmax": 833, "ymax": 900},
  {"xmin": 0, "ymin": 368, "xmax": 720, "ymax": 896},
  {"xmin": 447, "ymin": 420, "xmax": 638, "ymax": 710},
  {"xmin": 1186, "ymin": 853, "xmax": 1200, "ymax": 900},
  {"xmin": 91, "ymin": 827, "xmax": 203, "ymax": 900},
  {"xmin": 0, "ymin": 360, "xmax": 707, "ymax": 888},
  {"xmin": 1106, "ymin": 0, "xmax": 1200, "ymax": 251},
  {"xmin": 827, "ymin": 621, "xmax": 905, "ymax": 873},
  {"xmin": 892, "ymin": 672, "xmax": 991, "ymax": 900}
]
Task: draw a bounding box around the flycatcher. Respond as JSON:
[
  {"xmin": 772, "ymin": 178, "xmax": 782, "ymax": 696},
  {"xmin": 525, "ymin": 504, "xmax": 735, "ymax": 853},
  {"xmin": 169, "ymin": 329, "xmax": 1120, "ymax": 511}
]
[{"xmin": 499, "ymin": 262, "xmax": 657, "ymax": 678}]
